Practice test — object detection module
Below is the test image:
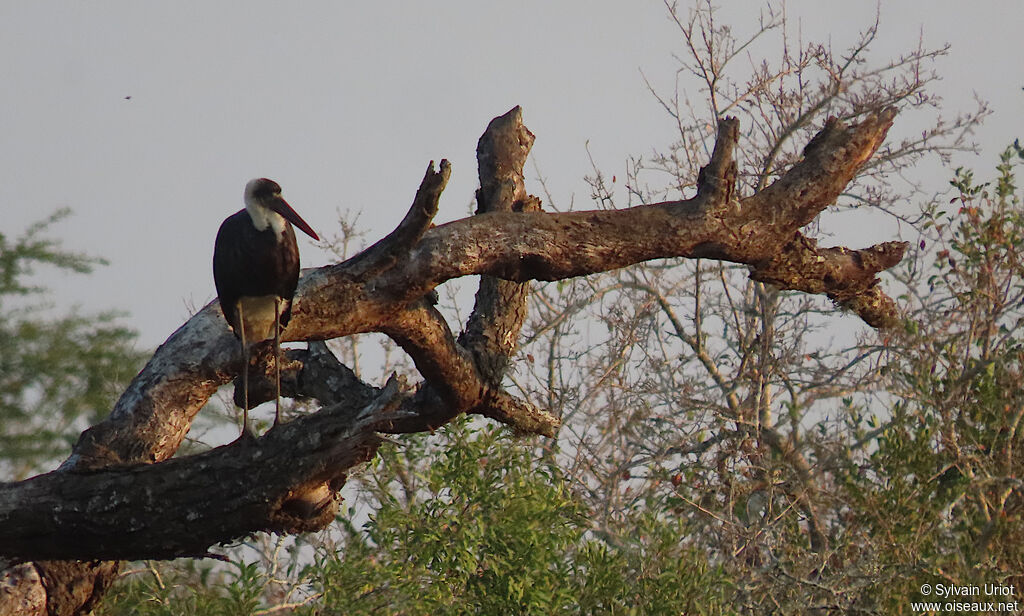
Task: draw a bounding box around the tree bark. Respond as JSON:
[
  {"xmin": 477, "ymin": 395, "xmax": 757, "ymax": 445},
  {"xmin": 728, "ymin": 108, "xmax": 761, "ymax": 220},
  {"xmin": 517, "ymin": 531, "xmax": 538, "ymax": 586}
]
[{"xmin": 0, "ymin": 106, "xmax": 904, "ymax": 615}]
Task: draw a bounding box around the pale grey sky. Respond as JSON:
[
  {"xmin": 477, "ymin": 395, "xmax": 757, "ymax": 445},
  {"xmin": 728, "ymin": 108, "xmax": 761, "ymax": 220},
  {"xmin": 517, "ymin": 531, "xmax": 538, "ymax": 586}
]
[{"xmin": 3, "ymin": 2, "xmax": 1021, "ymax": 348}]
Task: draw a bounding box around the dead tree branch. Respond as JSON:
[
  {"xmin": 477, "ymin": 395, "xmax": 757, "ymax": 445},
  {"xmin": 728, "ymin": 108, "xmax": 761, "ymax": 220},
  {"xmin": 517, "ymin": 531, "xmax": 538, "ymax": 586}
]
[{"xmin": 0, "ymin": 379, "xmax": 402, "ymax": 562}]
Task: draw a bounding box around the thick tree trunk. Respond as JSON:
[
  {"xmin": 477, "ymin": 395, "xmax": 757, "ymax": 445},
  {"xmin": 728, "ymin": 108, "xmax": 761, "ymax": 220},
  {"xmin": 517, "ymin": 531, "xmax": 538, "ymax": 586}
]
[{"xmin": 0, "ymin": 106, "xmax": 904, "ymax": 615}]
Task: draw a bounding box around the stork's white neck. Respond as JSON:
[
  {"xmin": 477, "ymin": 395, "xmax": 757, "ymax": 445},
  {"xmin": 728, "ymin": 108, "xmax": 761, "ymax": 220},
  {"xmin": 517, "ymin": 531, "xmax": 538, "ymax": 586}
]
[{"xmin": 245, "ymin": 201, "xmax": 287, "ymax": 234}]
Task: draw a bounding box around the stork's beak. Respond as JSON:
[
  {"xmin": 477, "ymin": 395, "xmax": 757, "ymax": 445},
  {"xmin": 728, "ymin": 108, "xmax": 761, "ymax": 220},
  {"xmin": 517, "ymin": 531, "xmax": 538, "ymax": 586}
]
[{"xmin": 270, "ymin": 197, "xmax": 319, "ymax": 241}]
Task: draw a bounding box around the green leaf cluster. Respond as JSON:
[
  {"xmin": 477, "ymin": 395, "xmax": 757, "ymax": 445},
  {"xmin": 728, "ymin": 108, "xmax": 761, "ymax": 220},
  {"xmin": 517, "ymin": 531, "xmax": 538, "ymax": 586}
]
[{"xmin": 309, "ymin": 418, "xmax": 735, "ymax": 615}]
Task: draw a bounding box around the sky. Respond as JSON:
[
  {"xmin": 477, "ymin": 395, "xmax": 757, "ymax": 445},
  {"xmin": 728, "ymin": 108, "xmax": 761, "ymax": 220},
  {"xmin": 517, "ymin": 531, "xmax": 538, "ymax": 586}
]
[{"xmin": 2, "ymin": 1, "xmax": 1022, "ymax": 349}]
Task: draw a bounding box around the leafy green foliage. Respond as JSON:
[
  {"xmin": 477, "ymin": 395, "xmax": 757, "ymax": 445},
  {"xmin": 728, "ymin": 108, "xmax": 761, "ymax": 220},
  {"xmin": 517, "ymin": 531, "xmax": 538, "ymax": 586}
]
[
  {"xmin": 312, "ymin": 420, "xmax": 581, "ymax": 613},
  {"xmin": 0, "ymin": 209, "xmax": 146, "ymax": 478},
  {"xmin": 310, "ymin": 418, "xmax": 735, "ymax": 615},
  {"xmin": 838, "ymin": 143, "xmax": 1024, "ymax": 611},
  {"xmin": 97, "ymin": 559, "xmax": 277, "ymax": 616},
  {"xmin": 573, "ymin": 513, "xmax": 735, "ymax": 616}
]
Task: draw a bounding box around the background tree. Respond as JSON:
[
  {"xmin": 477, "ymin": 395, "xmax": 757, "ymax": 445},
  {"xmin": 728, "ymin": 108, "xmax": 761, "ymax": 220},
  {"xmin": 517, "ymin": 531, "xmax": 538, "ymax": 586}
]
[
  {"xmin": 0, "ymin": 209, "xmax": 145, "ymax": 480},
  {"xmin": 507, "ymin": 3, "xmax": 994, "ymax": 612},
  {"xmin": 870, "ymin": 142, "xmax": 1024, "ymax": 605}
]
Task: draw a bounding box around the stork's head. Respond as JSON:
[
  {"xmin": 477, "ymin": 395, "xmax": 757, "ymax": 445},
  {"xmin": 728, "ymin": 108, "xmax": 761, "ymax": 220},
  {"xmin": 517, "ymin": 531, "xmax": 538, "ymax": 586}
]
[{"xmin": 243, "ymin": 178, "xmax": 320, "ymax": 240}]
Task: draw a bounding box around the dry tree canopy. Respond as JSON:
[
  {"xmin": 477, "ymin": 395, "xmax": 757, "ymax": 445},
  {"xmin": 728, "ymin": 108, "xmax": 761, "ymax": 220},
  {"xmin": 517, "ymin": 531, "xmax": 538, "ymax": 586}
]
[{"xmin": 0, "ymin": 105, "xmax": 905, "ymax": 613}]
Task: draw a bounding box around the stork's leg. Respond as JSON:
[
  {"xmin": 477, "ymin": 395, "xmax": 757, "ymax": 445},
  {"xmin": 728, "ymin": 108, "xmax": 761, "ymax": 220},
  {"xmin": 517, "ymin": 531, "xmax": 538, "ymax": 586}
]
[
  {"xmin": 238, "ymin": 301, "xmax": 253, "ymax": 439},
  {"xmin": 273, "ymin": 297, "xmax": 282, "ymax": 427}
]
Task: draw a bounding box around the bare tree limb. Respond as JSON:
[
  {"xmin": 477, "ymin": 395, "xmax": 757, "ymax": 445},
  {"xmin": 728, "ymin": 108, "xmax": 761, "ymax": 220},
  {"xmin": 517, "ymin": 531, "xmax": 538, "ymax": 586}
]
[
  {"xmin": 0, "ymin": 379, "xmax": 403, "ymax": 563},
  {"xmin": 342, "ymin": 159, "xmax": 451, "ymax": 279}
]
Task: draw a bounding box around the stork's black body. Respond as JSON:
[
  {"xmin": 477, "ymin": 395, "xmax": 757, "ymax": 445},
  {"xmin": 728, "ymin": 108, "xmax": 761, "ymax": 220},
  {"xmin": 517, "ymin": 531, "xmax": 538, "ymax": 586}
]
[
  {"xmin": 213, "ymin": 178, "xmax": 319, "ymax": 437},
  {"xmin": 214, "ymin": 209, "xmax": 300, "ymax": 337}
]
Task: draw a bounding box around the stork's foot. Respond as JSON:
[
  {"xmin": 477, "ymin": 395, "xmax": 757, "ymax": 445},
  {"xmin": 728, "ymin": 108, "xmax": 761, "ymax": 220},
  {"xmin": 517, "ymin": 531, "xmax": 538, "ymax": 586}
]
[{"xmin": 234, "ymin": 425, "xmax": 258, "ymax": 443}]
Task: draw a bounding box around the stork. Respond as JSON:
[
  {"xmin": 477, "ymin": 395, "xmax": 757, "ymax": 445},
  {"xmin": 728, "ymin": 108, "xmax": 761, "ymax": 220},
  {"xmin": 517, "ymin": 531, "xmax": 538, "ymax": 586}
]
[{"xmin": 213, "ymin": 178, "xmax": 319, "ymax": 437}]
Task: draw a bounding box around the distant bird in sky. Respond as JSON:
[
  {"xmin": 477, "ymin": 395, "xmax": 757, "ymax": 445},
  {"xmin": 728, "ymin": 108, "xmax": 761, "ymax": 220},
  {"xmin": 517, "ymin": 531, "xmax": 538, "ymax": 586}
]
[{"xmin": 213, "ymin": 178, "xmax": 319, "ymax": 438}]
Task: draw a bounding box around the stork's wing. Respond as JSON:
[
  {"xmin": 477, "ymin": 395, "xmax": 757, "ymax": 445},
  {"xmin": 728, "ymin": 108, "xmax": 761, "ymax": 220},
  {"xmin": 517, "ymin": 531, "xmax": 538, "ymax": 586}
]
[{"xmin": 213, "ymin": 210, "xmax": 300, "ymax": 334}]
